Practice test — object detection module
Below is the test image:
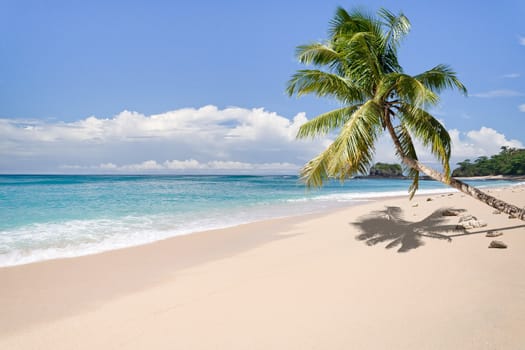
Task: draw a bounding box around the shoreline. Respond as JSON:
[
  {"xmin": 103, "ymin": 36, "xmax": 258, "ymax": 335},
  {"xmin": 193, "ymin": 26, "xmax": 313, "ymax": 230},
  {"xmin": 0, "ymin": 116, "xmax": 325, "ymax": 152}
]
[
  {"xmin": 454, "ymin": 175, "xmax": 525, "ymax": 181},
  {"xmin": 2, "ymin": 184, "xmax": 525, "ymax": 349},
  {"xmin": 3, "ymin": 179, "xmax": 523, "ymax": 268},
  {"xmin": 356, "ymin": 174, "xmax": 525, "ymax": 181}
]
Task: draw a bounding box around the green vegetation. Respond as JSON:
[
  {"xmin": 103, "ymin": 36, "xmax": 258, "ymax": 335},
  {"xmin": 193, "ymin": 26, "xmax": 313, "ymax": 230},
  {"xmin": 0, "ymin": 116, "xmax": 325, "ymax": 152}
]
[
  {"xmin": 287, "ymin": 6, "xmax": 525, "ymax": 219},
  {"xmin": 452, "ymin": 147, "xmax": 525, "ymax": 177},
  {"xmin": 286, "ymin": 6, "xmax": 465, "ymax": 197},
  {"xmin": 369, "ymin": 163, "xmax": 403, "ymax": 177}
]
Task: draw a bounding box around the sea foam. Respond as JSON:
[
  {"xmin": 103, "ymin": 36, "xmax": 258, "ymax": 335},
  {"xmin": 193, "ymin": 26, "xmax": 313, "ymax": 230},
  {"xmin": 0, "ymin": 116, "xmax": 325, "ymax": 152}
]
[{"xmin": 1, "ymin": 175, "xmax": 519, "ymax": 267}]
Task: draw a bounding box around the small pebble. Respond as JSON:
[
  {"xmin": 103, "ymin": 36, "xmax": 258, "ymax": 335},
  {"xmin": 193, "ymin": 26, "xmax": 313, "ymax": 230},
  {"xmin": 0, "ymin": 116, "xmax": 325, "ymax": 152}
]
[
  {"xmin": 492, "ymin": 210, "xmax": 501, "ymax": 215},
  {"xmin": 458, "ymin": 214, "xmax": 487, "ymax": 229},
  {"xmin": 426, "ymin": 198, "xmax": 432, "ymax": 202},
  {"xmin": 489, "ymin": 240, "xmax": 507, "ymax": 249},
  {"xmin": 486, "ymin": 231, "xmax": 503, "ymax": 238},
  {"xmin": 442, "ymin": 209, "xmax": 461, "ymax": 216}
]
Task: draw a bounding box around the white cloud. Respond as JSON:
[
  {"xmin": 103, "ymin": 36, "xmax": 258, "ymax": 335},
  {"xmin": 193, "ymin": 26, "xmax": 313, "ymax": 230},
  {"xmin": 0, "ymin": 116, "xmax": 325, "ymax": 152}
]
[
  {"xmin": 100, "ymin": 163, "xmax": 118, "ymax": 170},
  {"xmin": 2, "ymin": 106, "xmax": 523, "ymax": 174},
  {"xmin": 120, "ymin": 160, "xmax": 164, "ymax": 171},
  {"xmin": 163, "ymin": 159, "xmax": 204, "ymax": 170},
  {"xmin": 61, "ymin": 159, "xmax": 300, "ymax": 174},
  {"xmin": 371, "ymin": 126, "xmax": 524, "ymax": 171},
  {"xmin": 0, "ymin": 106, "xmax": 326, "ymax": 173},
  {"xmin": 520, "ymin": 36, "xmax": 525, "ymax": 46},
  {"xmin": 519, "ymin": 104, "xmax": 525, "ymax": 112},
  {"xmin": 448, "ymin": 127, "xmax": 523, "ymax": 161},
  {"xmin": 469, "ymin": 90, "xmax": 524, "ymax": 98},
  {"xmin": 502, "ymin": 73, "xmax": 520, "ymax": 79},
  {"xmin": 0, "ymin": 106, "xmax": 309, "ymax": 144}
]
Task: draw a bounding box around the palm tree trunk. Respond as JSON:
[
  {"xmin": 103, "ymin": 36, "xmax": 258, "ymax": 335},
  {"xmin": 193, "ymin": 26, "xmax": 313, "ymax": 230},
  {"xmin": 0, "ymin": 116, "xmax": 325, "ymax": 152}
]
[{"xmin": 384, "ymin": 120, "xmax": 525, "ymax": 220}]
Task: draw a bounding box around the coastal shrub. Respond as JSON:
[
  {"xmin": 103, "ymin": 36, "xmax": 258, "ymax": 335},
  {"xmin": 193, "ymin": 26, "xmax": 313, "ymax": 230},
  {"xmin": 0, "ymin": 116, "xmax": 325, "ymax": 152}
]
[{"xmin": 452, "ymin": 147, "xmax": 525, "ymax": 177}]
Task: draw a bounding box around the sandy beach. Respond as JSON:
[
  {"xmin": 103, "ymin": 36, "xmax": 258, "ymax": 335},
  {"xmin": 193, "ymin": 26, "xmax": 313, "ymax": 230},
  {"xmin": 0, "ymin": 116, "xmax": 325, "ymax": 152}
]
[{"xmin": 1, "ymin": 184, "xmax": 525, "ymax": 349}]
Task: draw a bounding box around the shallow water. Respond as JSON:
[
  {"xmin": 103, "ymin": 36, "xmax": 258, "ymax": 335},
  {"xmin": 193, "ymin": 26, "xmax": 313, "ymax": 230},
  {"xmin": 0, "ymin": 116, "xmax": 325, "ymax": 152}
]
[{"xmin": 0, "ymin": 174, "xmax": 519, "ymax": 266}]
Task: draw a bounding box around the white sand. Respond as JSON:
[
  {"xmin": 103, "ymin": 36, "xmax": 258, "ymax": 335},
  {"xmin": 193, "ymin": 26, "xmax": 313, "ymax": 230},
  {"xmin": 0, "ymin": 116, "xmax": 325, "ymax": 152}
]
[{"xmin": 1, "ymin": 185, "xmax": 525, "ymax": 349}]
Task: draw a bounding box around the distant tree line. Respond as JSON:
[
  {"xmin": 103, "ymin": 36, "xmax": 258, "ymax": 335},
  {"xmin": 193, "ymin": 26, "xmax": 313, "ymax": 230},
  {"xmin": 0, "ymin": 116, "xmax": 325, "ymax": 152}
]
[
  {"xmin": 452, "ymin": 147, "xmax": 525, "ymax": 177},
  {"xmin": 368, "ymin": 162, "xmax": 404, "ymax": 177}
]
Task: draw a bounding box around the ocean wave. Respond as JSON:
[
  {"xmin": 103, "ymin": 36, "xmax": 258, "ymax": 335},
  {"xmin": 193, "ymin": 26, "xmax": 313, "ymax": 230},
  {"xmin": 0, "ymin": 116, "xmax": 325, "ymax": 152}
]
[
  {"xmin": 0, "ymin": 215, "xmax": 247, "ymax": 267},
  {"xmin": 1, "ymin": 178, "xmax": 520, "ymax": 267},
  {"xmin": 286, "ymin": 187, "xmax": 457, "ymax": 203}
]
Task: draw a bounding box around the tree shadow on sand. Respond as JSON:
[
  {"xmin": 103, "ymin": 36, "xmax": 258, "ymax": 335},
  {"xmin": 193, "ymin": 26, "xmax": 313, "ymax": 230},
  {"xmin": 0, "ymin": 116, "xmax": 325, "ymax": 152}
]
[{"xmin": 353, "ymin": 206, "xmax": 463, "ymax": 252}]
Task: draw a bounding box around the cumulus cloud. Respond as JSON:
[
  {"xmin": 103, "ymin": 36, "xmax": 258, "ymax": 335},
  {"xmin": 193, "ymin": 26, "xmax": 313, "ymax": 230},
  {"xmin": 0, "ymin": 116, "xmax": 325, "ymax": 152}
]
[
  {"xmin": 1, "ymin": 106, "xmax": 523, "ymax": 174},
  {"xmin": 0, "ymin": 106, "xmax": 327, "ymax": 173},
  {"xmin": 448, "ymin": 127, "xmax": 523, "ymax": 161},
  {"xmin": 469, "ymin": 90, "xmax": 524, "ymax": 98},
  {"xmin": 61, "ymin": 160, "xmax": 300, "ymax": 174},
  {"xmin": 372, "ymin": 126, "xmax": 524, "ymax": 170}
]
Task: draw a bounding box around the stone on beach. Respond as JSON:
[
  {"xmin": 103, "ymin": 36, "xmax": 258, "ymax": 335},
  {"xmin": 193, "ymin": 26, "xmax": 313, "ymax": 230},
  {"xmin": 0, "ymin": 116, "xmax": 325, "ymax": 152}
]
[
  {"xmin": 442, "ymin": 209, "xmax": 462, "ymax": 216},
  {"xmin": 457, "ymin": 214, "xmax": 487, "ymax": 229},
  {"xmin": 488, "ymin": 240, "xmax": 507, "ymax": 249},
  {"xmin": 486, "ymin": 231, "xmax": 503, "ymax": 238}
]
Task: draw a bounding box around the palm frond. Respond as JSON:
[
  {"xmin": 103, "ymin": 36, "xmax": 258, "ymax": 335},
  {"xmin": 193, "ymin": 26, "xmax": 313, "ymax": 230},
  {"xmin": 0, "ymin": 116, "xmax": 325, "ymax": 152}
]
[
  {"xmin": 399, "ymin": 104, "xmax": 451, "ymax": 179},
  {"xmin": 290, "ymin": 5, "xmax": 467, "ymax": 196},
  {"xmin": 383, "ymin": 73, "xmax": 439, "ymax": 108},
  {"xmin": 340, "ymin": 33, "xmax": 383, "ymax": 92},
  {"xmin": 296, "ymin": 105, "xmax": 361, "ymax": 139},
  {"xmin": 300, "ymin": 101, "xmax": 383, "ymax": 187},
  {"xmin": 377, "ymin": 8, "xmax": 409, "ymax": 74},
  {"xmin": 286, "ymin": 69, "xmax": 364, "ymax": 103},
  {"xmin": 327, "ymin": 7, "xmax": 385, "ymax": 86},
  {"xmin": 415, "ymin": 64, "xmax": 467, "ymax": 95},
  {"xmin": 299, "ymin": 145, "xmax": 335, "ymax": 188},
  {"xmin": 329, "ymin": 7, "xmax": 380, "ymax": 39},
  {"xmin": 325, "ymin": 100, "xmax": 383, "ymax": 179},
  {"xmin": 295, "ymin": 43, "xmax": 345, "ymax": 74},
  {"xmin": 378, "ymin": 8, "xmax": 410, "ymax": 48}
]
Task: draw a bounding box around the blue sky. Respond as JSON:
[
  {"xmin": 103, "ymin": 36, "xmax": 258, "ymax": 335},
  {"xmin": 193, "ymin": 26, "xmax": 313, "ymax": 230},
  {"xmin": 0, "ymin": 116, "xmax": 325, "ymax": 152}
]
[{"xmin": 1, "ymin": 0, "xmax": 524, "ymax": 173}]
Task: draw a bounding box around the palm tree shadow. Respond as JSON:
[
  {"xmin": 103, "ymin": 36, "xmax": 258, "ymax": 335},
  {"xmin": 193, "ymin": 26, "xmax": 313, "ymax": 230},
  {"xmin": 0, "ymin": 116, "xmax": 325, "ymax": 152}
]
[{"xmin": 353, "ymin": 206, "xmax": 462, "ymax": 252}]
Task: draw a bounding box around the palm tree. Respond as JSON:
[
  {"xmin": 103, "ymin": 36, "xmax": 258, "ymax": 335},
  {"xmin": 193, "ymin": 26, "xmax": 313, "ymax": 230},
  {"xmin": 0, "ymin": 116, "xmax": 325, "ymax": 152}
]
[{"xmin": 287, "ymin": 7, "xmax": 524, "ymax": 220}]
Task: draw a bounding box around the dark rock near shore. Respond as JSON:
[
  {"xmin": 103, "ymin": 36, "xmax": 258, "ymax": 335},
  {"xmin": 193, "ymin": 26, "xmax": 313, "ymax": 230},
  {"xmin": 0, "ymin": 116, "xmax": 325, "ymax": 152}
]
[
  {"xmin": 442, "ymin": 209, "xmax": 463, "ymax": 216},
  {"xmin": 489, "ymin": 240, "xmax": 507, "ymax": 249},
  {"xmin": 486, "ymin": 231, "xmax": 503, "ymax": 238}
]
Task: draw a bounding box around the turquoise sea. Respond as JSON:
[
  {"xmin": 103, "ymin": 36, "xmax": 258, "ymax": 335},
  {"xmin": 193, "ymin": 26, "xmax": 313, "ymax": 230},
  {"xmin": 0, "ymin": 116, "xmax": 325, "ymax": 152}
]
[{"xmin": 0, "ymin": 175, "xmax": 520, "ymax": 266}]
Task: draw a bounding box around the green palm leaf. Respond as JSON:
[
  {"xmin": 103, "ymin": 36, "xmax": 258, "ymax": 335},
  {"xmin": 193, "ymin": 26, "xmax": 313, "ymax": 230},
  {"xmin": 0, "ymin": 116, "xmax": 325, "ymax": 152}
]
[
  {"xmin": 299, "ymin": 101, "xmax": 382, "ymax": 186},
  {"xmin": 327, "ymin": 100, "xmax": 382, "ymax": 178},
  {"xmin": 296, "ymin": 105, "xmax": 361, "ymax": 139},
  {"xmin": 415, "ymin": 64, "xmax": 467, "ymax": 95},
  {"xmin": 299, "ymin": 144, "xmax": 335, "ymax": 188},
  {"xmin": 384, "ymin": 73, "xmax": 439, "ymax": 108},
  {"xmin": 378, "ymin": 8, "xmax": 410, "ymax": 49},
  {"xmin": 286, "ymin": 69, "xmax": 364, "ymax": 103},
  {"xmin": 287, "ymin": 6, "xmax": 467, "ymax": 198},
  {"xmin": 377, "ymin": 8, "xmax": 409, "ymax": 74},
  {"xmin": 295, "ymin": 43, "xmax": 347, "ymax": 75},
  {"xmin": 399, "ymin": 104, "xmax": 452, "ymax": 179}
]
